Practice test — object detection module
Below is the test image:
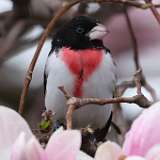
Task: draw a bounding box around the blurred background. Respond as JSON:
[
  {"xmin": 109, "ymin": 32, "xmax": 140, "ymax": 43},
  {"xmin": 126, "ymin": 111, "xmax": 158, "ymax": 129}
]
[{"xmin": 0, "ymin": 0, "xmax": 160, "ymax": 128}]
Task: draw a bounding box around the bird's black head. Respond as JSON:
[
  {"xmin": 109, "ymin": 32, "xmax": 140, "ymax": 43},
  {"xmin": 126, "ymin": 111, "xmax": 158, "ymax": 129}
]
[{"xmin": 51, "ymin": 16, "xmax": 108, "ymax": 50}]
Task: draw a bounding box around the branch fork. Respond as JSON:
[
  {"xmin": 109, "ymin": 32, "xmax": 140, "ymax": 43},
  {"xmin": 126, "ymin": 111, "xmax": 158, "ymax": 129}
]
[{"xmin": 59, "ymin": 84, "xmax": 152, "ymax": 129}]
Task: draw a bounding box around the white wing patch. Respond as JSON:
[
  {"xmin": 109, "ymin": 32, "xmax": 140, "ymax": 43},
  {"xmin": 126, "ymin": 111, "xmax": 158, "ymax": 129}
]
[{"xmin": 45, "ymin": 50, "xmax": 75, "ymax": 119}]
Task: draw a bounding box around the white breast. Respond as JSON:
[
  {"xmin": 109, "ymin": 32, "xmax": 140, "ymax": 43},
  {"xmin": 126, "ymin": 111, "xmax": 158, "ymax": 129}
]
[{"xmin": 45, "ymin": 50, "xmax": 116, "ymax": 129}]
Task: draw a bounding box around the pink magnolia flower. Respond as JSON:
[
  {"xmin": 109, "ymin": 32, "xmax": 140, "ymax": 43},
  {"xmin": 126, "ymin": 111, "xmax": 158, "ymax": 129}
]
[
  {"xmin": 123, "ymin": 101, "xmax": 160, "ymax": 156},
  {"xmin": 2, "ymin": 100, "xmax": 160, "ymax": 160},
  {"xmin": 95, "ymin": 141, "xmax": 122, "ymax": 160},
  {"xmin": 94, "ymin": 141, "xmax": 160, "ymax": 160},
  {"xmin": 94, "ymin": 101, "xmax": 160, "ymax": 160},
  {"xmin": 0, "ymin": 105, "xmax": 81, "ymax": 160}
]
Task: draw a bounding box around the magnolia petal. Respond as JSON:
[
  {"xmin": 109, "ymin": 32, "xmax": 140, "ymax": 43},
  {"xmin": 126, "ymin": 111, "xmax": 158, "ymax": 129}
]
[
  {"xmin": 123, "ymin": 102, "xmax": 160, "ymax": 156},
  {"xmin": 125, "ymin": 156, "xmax": 146, "ymax": 160},
  {"xmin": 46, "ymin": 130, "xmax": 81, "ymax": 160},
  {"xmin": 1, "ymin": 147, "xmax": 12, "ymax": 160},
  {"xmin": 52, "ymin": 127, "xmax": 64, "ymax": 136},
  {"xmin": 145, "ymin": 144, "xmax": 160, "ymax": 160},
  {"xmin": 76, "ymin": 151, "xmax": 93, "ymax": 160},
  {"xmin": 95, "ymin": 141, "xmax": 122, "ymax": 160},
  {"xmin": 0, "ymin": 106, "xmax": 33, "ymax": 151},
  {"xmin": 25, "ymin": 137, "xmax": 47, "ymax": 160},
  {"xmin": 11, "ymin": 132, "xmax": 27, "ymax": 160}
]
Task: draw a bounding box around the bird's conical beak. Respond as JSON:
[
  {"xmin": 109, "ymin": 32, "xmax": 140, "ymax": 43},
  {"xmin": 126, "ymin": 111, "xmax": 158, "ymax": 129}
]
[{"xmin": 88, "ymin": 24, "xmax": 109, "ymax": 40}]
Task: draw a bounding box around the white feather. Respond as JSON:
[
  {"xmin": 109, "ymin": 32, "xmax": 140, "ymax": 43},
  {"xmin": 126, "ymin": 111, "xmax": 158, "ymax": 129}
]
[
  {"xmin": 45, "ymin": 50, "xmax": 116, "ymax": 128},
  {"xmin": 45, "ymin": 50, "xmax": 74, "ymax": 119}
]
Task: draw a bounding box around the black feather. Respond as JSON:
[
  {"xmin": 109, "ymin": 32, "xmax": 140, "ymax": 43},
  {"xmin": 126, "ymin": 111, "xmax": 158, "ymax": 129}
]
[
  {"xmin": 51, "ymin": 16, "xmax": 107, "ymax": 50},
  {"xmin": 43, "ymin": 72, "xmax": 47, "ymax": 96}
]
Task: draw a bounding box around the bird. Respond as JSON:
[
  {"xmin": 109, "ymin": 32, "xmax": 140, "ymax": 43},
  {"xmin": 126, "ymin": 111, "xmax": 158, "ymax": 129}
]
[{"xmin": 44, "ymin": 16, "xmax": 116, "ymax": 130}]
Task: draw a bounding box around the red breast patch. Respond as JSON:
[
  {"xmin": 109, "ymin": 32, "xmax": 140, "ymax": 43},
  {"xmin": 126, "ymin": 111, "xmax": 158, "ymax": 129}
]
[{"xmin": 61, "ymin": 48, "xmax": 103, "ymax": 97}]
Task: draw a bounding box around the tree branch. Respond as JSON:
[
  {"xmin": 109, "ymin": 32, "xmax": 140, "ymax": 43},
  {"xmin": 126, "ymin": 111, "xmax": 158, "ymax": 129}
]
[
  {"xmin": 59, "ymin": 86, "xmax": 152, "ymax": 129},
  {"xmin": 0, "ymin": 20, "xmax": 27, "ymax": 63},
  {"xmin": 124, "ymin": 7, "xmax": 158, "ymax": 101},
  {"xmin": 124, "ymin": 8, "xmax": 140, "ymax": 70},
  {"xmin": 18, "ymin": 0, "xmax": 84, "ymax": 114},
  {"xmin": 145, "ymin": 0, "xmax": 160, "ymax": 25}
]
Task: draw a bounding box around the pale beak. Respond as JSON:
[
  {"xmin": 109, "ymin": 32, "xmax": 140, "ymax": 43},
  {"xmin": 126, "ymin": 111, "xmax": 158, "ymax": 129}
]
[{"xmin": 88, "ymin": 24, "xmax": 109, "ymax": 40}]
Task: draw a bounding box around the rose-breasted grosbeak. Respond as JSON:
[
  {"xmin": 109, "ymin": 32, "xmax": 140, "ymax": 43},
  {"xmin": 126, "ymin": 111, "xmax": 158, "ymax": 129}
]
[{"xmin": 44, "ymin": 16, "xmax": 116, "ymax": 129}]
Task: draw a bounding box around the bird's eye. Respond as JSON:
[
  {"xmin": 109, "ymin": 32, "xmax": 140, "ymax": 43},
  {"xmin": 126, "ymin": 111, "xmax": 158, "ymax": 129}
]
[{"xmin": 76, "ymin": 27, "xmax": 85, "ymax": 34}]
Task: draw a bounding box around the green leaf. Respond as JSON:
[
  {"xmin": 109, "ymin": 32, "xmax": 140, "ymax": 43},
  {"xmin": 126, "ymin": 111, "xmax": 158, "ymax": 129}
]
[{"xmin": 39, "ymin": 120, "xmax": 51, "ymax": 130}]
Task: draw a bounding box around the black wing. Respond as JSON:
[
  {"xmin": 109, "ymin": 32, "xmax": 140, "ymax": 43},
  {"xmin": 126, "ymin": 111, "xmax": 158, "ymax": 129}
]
[
  {"xmin": 104, "ymin": 47, "xmax": 111, "ymax": 54},
  {"xmin": 43, "ymin": 48, "xmax": 53, "ymax": 96},
  {"xmin": 94, "ymin": 112, "xmax": 113, "ymax": 141},
  {"xmin": 43, "ymin": 71, "xmax": 47, "ymax": 96}
]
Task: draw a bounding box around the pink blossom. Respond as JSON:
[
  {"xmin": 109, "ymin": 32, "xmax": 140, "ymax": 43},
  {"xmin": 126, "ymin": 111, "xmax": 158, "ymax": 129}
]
[
  {"xmin": 0, "ymin": 106, "xmax": 81, "ymax": 160},
  {"xmin": 95, "ymin": 101, "xmax": 160, "ymax": 160},
  {"xmin": 145, "ymin": 144, "xmax": 160, "ymax": 160},
  {"xmin": 123, "ymin": 102, "xmax": 160, "ymax": 156},
  {"xmin": 95, "ymin": 141, "xmax": 122, "ymax": 160},
  {"xmin": 95, "ymin": 142, "xmax": 160, "ymax": 160},
  {"xmin": 2, "ymin": 100, "xmax": 160, "ymax": 160}
]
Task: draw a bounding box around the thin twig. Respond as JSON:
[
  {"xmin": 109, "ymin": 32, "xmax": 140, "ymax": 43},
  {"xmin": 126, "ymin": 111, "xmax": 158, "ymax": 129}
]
[
  {"xmin": 134, "ymin": 69, "xmax": 142, "ymax": 95},
  {"xmin": 99, "ymin": 0, "xmax": 160, "ymax": 9},
  {"xmin": 66, "ymin": 104, "xmax": 77, "ymax": 129},
  {"xmin": 58, "ymin": 86, "xmax": 72, "ymax": 99},
  {"xmin": 145, "ymin": 0, "xmax": 160, "ymax": 25},
  {"xmin": 141, "ymin": 77, "xmax": 158, "ymax": 101},
  {"xmin": 70, "ymin": 95, "xmax": 152, "ymax": 108},
  {"xmin": 124, "ymin": 7, "xmax": 158, "ymax": 101},
  {"xmin": 124, "ymin": 8, "xmax": 139, "ymax": 70},
  {"xmin": 18, "ymin": 0, "xmax": 83, "ymax": 114},
  {"xmin": 0, "ymin": 20, "xmax": 27, "ymax": 62},
  {"xmin": 116, "ymin": 80, "xmax": 135, "ymax": 97}
]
